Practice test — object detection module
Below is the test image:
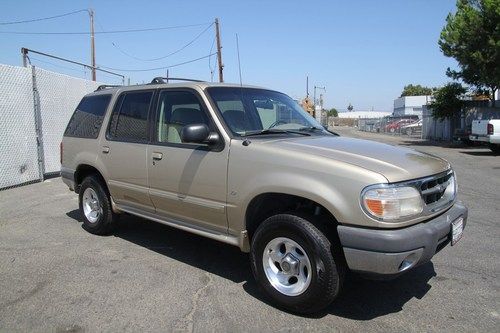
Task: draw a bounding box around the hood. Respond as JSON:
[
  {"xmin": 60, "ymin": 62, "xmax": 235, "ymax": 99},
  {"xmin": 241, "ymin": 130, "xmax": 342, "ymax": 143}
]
[{"xmin": 264, "ymin": 136, "xmax": 450, "ymax": 183}]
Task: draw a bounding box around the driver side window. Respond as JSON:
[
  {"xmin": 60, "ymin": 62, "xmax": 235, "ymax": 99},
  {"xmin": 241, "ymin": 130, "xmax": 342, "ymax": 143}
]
[{"xmin": 156, "ymin": 91, "xmax": 209, "ymax": 144}]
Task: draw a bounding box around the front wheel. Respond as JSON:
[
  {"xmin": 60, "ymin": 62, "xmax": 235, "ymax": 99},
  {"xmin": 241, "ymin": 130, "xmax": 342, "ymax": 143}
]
[{"xmin": 250, "ymin": 214, "xmax": 344, "ymax": 314}]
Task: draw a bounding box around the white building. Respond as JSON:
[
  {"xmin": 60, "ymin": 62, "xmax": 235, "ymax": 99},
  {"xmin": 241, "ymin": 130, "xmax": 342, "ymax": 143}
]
[
  {"xmin": 393, "ymin": 95, "xmax": 432, "ymax": 118},
  {"xmin": 337, "ymin": 111, "xmax": 392, "ymax": 119}
]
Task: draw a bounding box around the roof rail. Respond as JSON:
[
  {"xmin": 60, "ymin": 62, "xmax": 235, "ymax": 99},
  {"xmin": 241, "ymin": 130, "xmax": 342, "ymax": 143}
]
[
  {"xmin": 95, "ymin": 84, "xmax": 121, "ymax": 91},
  {"xmin": 150, "ymin": 77, "xmax": 205, "ymax": 84}
]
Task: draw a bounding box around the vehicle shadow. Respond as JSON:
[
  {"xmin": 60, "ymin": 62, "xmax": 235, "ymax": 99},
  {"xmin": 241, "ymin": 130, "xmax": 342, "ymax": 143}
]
[
  {"xmin": 66, "ymin": 209, "xmax": 251, "ymax": 283},
  {"xmin": 459, "ymin": 150, "xmax": 497, "ymax": 156},
  {"xmin": 66, "ymin": 209, "xmax": 436, "ymax": 319}
]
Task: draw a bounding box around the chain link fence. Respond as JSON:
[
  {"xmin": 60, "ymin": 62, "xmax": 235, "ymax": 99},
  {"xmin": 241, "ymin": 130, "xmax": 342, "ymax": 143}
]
[
  {"xmin": 358, "ymin": 115, "xmax": 422, "ymax": 138},
  {"xmin": 0, "ymin": 64, "xmax": 102, "ymax": 189}
]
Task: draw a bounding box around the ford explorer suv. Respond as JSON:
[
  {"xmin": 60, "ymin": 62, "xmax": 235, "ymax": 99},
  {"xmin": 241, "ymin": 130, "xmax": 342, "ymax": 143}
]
[{"xmin": 61, "ymin": 78, "xmax": 467, "ymax": 314}]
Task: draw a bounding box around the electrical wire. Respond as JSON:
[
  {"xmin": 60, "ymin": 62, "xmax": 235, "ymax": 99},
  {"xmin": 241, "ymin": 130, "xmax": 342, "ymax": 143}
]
[
  {"xmin": 0, "ymin": 9, "xmax": 88, "ymax": 25},
  {"xmin": 0, "ymin": 22, "xmax": 212, "ymax": 35},
  {"xmin": 98, "ymin": 52, "xmax": 217, "ymax": 72},
  {"xmin": 99, "ymin": 20, "xmax": 214, "ymax": 61}
]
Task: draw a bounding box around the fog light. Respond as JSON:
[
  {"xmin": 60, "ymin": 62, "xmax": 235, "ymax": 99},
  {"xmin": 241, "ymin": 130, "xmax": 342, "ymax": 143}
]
[{"xmin": 398, "ymin": 253, "xmax": 419, "ymax": 272}]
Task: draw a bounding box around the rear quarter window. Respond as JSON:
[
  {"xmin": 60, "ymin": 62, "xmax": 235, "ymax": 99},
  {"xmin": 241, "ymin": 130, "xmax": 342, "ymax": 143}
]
[{"xmin": 64, "ymin": 94, "xmax": 112, "ymax": 139}]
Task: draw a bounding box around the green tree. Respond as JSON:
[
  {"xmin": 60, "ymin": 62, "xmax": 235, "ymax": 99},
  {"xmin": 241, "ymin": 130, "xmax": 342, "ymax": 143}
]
[
  {"xmin": 429, "ymin": 83, "xmax": 467, "ymax": 120},
  {"xmin": 327, "ymin": 108, "xmax": 338, "ymax": 117},
  {"xmin": 439, "ymin": 0, "xmax": 500, "ymax": 105},
  {"xmin": 401, "ymin": 84, "xmax": 434, "ymax": 97}
]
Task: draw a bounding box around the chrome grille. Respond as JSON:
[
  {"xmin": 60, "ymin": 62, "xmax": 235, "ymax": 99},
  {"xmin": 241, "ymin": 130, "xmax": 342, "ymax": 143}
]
[{"xmin": 420, "ymin": 172, "xmax": 453, "ymax": 205}]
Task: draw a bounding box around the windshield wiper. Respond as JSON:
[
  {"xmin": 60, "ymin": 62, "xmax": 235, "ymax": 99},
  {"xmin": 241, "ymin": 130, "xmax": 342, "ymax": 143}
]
[
  {"xmin": 299, "ymin": 126, "xmax": 340, "ymax": 136},
  {"xmin": 243, "ymin": 129, "xmax": 311, "ymax": 137},
  {"xmin": 298, "ymin": 126, "xmax": 324, "ymax": 132}
]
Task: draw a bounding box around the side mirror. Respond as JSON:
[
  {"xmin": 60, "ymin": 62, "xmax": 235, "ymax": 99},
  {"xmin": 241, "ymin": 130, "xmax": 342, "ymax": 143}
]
[{"xmin": 181, "ymin": 123, "xmax": 220, "ymax": 146}]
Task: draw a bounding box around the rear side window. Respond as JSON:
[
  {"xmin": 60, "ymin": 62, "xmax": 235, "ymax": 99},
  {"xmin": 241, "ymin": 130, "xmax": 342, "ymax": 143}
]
[
  {"xmin": 64, "ymin": 94, "xmax": 111, "ymax": 138},
  {"xmin": 108, "ymin": 91, "xmax": 153, "ymax": 142}
]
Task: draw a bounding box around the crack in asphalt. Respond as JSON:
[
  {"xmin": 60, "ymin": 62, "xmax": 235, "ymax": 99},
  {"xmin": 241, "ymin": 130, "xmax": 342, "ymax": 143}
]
[{"xmin": 173, "ymin": 272, "xmax": 213, "ymax": 333}]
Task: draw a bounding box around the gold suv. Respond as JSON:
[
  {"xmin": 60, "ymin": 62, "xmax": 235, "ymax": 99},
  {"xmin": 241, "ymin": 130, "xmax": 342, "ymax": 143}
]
[{"xmin": 61, "ymin": 78, "xmax": 467, "ymax": 313}]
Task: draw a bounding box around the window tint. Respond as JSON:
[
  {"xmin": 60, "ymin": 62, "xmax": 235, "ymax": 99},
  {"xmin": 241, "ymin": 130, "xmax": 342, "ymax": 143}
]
[
  {"xmin": 64, "ymin": 94, "xmax": 111, "ymax": 138},
  {"xmin": 108, "ymin": 91, "xmax": 153, "ymax": 142},
  {"xmin": 156, "ymin": 91, "xmax": 209, "ymax": 144}
]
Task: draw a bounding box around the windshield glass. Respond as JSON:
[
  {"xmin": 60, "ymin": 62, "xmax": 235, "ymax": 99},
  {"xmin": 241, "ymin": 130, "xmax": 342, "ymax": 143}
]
[{"xmin": 206, "ymin": 87, "xmax": 324, "ymax": 136}]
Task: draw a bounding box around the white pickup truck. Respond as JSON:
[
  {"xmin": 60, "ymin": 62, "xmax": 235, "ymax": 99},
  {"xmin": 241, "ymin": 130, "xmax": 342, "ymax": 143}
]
[{"xmin": 470, "ymin": 119, "xmax": 500, "ymax": 153}]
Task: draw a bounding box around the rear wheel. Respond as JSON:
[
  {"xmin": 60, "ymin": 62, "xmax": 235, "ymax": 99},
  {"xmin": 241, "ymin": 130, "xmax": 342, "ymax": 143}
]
[
  {"xmin": 250, "ymin": 214, "xmax": 344, "ymax": 314},
  {"xmin": 79, "ymin": 175, "xmax": 118, "ymax": 235},
  {"xmin": 489, "ymin": 144, "xmax": 500, "ymax": 154}
]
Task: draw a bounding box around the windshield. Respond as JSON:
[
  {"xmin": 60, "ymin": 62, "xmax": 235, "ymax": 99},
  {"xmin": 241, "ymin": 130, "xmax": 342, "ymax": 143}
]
[{"xmin": 206, "ymin": 87, "xmax": 324, "ymax": 136}]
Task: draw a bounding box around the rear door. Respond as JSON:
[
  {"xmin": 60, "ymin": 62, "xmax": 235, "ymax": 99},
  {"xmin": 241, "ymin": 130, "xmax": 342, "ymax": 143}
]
[
  {"xmin": 100, "ymin": 89, "xmax": 155, "ymax": 212},
  {"xmin": 147, "ymin": 89, "xmax": 229, "ymax": 233}
]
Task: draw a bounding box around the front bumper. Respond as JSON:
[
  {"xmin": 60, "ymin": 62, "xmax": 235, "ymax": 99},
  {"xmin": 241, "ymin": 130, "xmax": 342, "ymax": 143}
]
[{"xmin": 337, "ymin": 202, "xmax": 467, "ymax": 277}]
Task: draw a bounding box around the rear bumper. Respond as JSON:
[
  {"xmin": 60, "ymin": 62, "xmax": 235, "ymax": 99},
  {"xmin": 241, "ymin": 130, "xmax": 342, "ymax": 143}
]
[
  {"xmin": 469, "ymin": 135, "xmax": 489, "ymax": 143},
  {"xmin": 337, "ymin": 202, "xmax": 467, "ymax": 277},
  {"xmin": 61, "ymin": 167, "xmax": 75, "ymax": 191}
]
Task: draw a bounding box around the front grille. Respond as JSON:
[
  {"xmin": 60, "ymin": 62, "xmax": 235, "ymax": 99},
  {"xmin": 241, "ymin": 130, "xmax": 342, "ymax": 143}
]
[{"xmin": 420, "ymin": 172, "xmax": 453, "ymax": 205}]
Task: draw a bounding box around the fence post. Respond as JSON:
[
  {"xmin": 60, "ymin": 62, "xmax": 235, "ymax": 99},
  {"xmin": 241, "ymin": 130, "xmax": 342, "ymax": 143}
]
[{"xmin": 30, "ymin": 66, "xmax": 45, "ymax": 181}]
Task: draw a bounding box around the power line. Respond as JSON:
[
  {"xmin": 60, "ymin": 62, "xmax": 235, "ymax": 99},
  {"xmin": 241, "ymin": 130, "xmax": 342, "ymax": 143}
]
[
  {"xmin": 98, "ymin": 52, "xmax": 217, "ymax": 72},
  {"xmin": 100, "ymin": 21, "xmax": 214, "ymax": 61},
  {"xmin": 0, "ymin": 9, "xmax": 88, "ymax": 25},
  {"xmin": 0, "ymin": 22, "xmax": 212, "ymax": 35}
]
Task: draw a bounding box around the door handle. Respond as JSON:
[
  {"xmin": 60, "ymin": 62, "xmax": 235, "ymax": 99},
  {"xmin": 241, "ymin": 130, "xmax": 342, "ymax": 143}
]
[
  {"xmin": 152, "ymin": 152, "xmax": 163, "ymax": 161},
  {"xmin": 102, "ymin": 146, "xmax": 110, "ymax": 154}
]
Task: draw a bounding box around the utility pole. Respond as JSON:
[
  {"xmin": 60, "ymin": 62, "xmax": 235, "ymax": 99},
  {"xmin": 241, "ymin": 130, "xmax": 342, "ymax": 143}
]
[
  {"xmin": 215, "ymin": 18, "xmax": 224, "ymax": 83},
  {"xmin": 314, "ymin": 85, "xmax": 326, "ymax": 123},
  {"xmin": 89, "ymin": 8, "xmax": 96, "ymax": 81},
  {"xmin": 21, "ymin": 47, "xmax": 28, "ymax": 67}
]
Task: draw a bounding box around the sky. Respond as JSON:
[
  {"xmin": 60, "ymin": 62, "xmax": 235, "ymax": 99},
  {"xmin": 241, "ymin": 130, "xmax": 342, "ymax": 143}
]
[{"xmin": 0, "ymin": 0, "xmax": 460, "ymax": 111}]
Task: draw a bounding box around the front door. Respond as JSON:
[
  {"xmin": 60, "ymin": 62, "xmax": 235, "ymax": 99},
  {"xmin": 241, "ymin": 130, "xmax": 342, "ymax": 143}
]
[{"xmin": 147, "ymin": 89, "xmax": 229, "ymax": 233}]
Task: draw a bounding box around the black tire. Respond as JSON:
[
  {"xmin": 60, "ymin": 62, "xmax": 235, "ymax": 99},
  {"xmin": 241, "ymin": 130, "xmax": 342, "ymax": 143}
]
[
  {"xmin": 78, "ymin": 175, "xmax": 118, "ymax": 235},
  {"xmin": 250, "ymin": 214, "xmax": 344, "ymax": 314},
  {"xmin": 489, "ymin": 144, "xmax": 500, "ymax": 154}
]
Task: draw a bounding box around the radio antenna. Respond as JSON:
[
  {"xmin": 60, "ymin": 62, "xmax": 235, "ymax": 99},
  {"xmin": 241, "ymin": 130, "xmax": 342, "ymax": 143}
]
[{"xmin": 236, "ymin": 33, "xmax": 243, "ymax": 86}]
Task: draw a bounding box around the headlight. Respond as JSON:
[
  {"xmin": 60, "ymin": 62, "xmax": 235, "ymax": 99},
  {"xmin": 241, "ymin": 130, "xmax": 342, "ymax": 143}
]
[{"xmin": 361, "ymin": 186, "xmax": 423, "ymax": 221}]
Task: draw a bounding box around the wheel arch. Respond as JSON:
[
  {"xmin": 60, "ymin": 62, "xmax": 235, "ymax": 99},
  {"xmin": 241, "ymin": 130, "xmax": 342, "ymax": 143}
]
[
  {"xmin": 74, "ymin": 164, "xmax": 107, "ymax": 194},
  {"xmin": 244, "ymin": 192, "xmax": 341, "ymax": 245}
]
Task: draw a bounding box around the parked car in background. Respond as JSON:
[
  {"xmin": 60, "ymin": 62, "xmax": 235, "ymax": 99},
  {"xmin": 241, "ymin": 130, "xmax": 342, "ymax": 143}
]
[
  {"xmin": 385, "ymin": 118, "xmax": 414, "ymax": 133},
  {"xmin": 453, "ymin": 125, "xmax": 473, "ymax": 145},
  {"xmin": 470, "ymin": 119, "xmax": 500, "ymax": 153},
  {"xmin": 401, "ymin": 119, "xmax": 422, "ymax": 135},
  {"xmin": 61, "ymin": 78, "xmax": 467, "ymax": 314}
]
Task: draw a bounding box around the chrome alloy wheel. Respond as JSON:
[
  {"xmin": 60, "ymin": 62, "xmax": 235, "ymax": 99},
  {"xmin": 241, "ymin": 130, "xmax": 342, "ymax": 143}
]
[
  {"xmin": 82, "ymin": 188, "xmax": 102, "ymax": 223},
  {"xmin": 262, "ymin": 237, "xmax": 312, "ymax": 296}
]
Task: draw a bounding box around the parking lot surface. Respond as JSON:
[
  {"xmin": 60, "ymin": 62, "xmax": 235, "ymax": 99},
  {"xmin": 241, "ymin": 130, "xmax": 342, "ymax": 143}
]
[{"xmin": 1, "ymin": 127, "xmax": 499, "ymax": 332}]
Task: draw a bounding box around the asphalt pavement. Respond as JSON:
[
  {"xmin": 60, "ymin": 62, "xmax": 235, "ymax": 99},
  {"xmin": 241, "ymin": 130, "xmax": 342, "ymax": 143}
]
[{"xmin": 0, "ymin": 127, "xmax": 498, "ymax": 332}]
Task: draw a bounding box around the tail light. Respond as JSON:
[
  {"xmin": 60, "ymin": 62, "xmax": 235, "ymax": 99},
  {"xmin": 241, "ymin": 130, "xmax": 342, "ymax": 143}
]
[
  {"xmin": 60, "ymin": 142, "xmax": 63, "ymax": 164},
  {"xmin": 487, "ymin": 123, "xmax": 494, "ymax": 135}
]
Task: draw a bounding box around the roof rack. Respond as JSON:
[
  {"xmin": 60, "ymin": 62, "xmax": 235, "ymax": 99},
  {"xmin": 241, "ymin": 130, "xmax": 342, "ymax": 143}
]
[
  {"xmin": 150, "ymin": 77, "xmax": 205, "ymax": 84},
  {"xmin": 95, "ymin": 84, "xmax": 121, "ymax": 91}
]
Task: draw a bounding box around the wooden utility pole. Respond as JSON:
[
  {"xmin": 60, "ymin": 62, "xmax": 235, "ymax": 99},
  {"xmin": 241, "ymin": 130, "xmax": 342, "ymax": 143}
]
[
  {"xmin": 89, "ymin": 9, "xmax": 96, "ymax": 81},
  {"xmin": 215, "ymin": 18, "xmax": 224, "ymax": 83}
]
